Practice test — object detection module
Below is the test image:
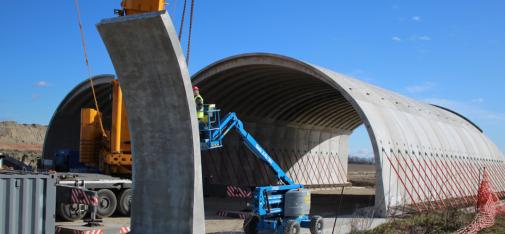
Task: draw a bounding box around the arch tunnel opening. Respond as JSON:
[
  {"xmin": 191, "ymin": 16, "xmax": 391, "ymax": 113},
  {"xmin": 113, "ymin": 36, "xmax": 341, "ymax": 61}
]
[
  {"xmin": 196, "ymin": 64, "xmax": 364, "ymax": 186},
  {"xmin": 192, "ymin": 56, "xmax": 379, "ymax": 214}
]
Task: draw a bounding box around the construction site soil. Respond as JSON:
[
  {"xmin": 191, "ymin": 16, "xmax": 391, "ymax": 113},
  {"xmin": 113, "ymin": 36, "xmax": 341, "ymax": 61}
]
[{"xmin": 0, "ymin": 121, "xmax": 46, "ymax": 166}]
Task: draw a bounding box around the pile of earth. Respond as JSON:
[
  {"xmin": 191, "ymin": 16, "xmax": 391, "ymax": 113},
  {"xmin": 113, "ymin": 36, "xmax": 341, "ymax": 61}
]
[{"xmin": 0, "ymin": 121, "xmax": 47, "ymax": 166}]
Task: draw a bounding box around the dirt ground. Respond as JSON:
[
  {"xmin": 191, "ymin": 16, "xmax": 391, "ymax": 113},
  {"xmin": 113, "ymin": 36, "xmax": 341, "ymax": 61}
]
[
  {"xmin": 58, "ymin": 164, "xmax": 378, "ymax": 234},
  {"xmin": 0, "ymin": 121, "xmax": 46, "ymax": 166},
  {"xmin": 57, "ymin": 188, "xmax": 380, "ymax": 234},
  {"xmin": 347, "ymin": 163, "xmax": 376, "ymax": 188},
  {"xmin": 56, "ymin": 164, "xmax": 378, "ymax": 233},
  {"xmin": 0, "ymin": 121, "xmax": 46, "ymax": 146}
]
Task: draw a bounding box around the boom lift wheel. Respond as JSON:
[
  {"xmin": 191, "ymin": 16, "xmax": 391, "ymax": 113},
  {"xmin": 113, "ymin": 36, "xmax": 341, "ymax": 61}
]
[
  {"xmin": 284, "ymin": 220, "xmax": 301, "ymax": 234},
  {"xmin": 96, "ymin": 189, "xmax": 117, "ymax": 218},
  {"xmin": 243, "ymin": 215, "xmax": 259, "ymax": 234},
  {"xmin": 117, "ymin": 189, "xmax": 132, "ymax": 216},
  {"xmin": 310, "ymin": 215, "xmax": 324, "ymax": 234}
]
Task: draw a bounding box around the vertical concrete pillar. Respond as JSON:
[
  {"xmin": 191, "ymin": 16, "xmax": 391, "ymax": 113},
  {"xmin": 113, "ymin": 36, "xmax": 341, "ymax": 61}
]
[{"xmin": 97, "ymin": 12, "xmax": 205, "ymax": 233}]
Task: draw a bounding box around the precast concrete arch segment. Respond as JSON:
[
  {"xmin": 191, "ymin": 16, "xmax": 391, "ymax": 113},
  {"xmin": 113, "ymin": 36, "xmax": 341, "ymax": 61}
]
[
  {"xmin": 97, "ymin": 13, "xmax": 205, "ymax": 233},
  {"xmin": 192, "ymin": 53, "xmax": 505, "ymax": 216}
]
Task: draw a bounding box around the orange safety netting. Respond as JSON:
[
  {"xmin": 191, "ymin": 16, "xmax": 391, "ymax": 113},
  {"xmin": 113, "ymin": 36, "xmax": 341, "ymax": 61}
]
[{"xmin": 456, "ymin": 168, "xmax": 505, "ymax": 234}]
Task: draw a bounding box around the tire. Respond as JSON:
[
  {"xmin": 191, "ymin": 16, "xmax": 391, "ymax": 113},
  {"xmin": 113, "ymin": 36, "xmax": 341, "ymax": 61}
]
[
  {"xmin": 284, "ymin": 220, "xmax": 301, "ymax": 234},
  {"xmin": 310, "ymin": 215, "xmax": 324, "ymax": 234},
  {"xmin": 117, "ymin": 189, "xmax": 132, "ymax": 216},
  {"xmin": 243, "ymin": 215, "xmax": 259, "ymax": 234},
  {"xmin": 58, "ymin": 202, "xmax": 87, "ymax": 221},
  {"xmin": 96, "ymin": 189, "xmax": 117, "ymax": 218}
]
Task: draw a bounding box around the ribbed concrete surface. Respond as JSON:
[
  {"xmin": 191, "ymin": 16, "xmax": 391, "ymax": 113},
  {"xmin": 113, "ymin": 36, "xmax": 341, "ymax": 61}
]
[
  {"xmin": 97, "ymin": 12, "xmax": 204, "ymax": 233},
  {"xmin": 202, "ymin": 123, "xmax": 349, "ymax": 188},
  {"xmin": 43, "ymin": 52, "xmax": 505, "ymax": 217},
  {"xmin": 193, "ymin": 53, "xmax": 505, "ymax": 216}
]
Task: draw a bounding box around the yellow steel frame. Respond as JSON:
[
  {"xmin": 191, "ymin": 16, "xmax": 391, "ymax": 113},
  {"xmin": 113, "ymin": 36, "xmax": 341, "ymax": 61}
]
[
  {"xmin": 104, "ymin": 153, "xmax": 132, "ymax": 166},
  {"xmin": 109, "ymin": 80, "xmax": 132, "ymax": 168},
  {"xmin": 79, "ymin": 80, "xmax": 132, "ymax": 175},
  {"xmin": 121, "ymin": 0, "xmax": 166, "ymax": 15},
  {"xmin": 79, "ymin": 108, "xmax": 100, "ymax": 166}
]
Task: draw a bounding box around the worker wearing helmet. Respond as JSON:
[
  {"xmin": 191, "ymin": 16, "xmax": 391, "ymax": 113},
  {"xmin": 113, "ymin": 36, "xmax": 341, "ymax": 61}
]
[{"xmin": 193, "ymin": 86, "xmax": 205, "ymax": 120}]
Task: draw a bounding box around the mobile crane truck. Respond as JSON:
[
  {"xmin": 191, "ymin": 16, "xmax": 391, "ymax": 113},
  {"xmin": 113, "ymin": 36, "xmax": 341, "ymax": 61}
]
[{"xmin": 48, "ymin": 0, "xmax": 324, "ymax": 233}]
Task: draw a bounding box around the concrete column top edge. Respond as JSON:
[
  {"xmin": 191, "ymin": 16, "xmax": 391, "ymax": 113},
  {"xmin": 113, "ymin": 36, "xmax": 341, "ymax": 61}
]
[{"xmin": 97, "ymin": 10, "xmax": 168, "ymax": 25}]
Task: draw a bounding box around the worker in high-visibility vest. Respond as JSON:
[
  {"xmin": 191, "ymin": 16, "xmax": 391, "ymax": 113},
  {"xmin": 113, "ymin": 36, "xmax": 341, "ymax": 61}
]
[{"xmin": 193, "ymin": 86, "xmax": 205, "ymax": 120}]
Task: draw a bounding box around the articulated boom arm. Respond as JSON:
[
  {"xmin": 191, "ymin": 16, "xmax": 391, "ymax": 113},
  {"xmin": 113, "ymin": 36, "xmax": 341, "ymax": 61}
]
[{"xmin": 211, "ymin": 113, "xmax": 295, "ymax": 186}]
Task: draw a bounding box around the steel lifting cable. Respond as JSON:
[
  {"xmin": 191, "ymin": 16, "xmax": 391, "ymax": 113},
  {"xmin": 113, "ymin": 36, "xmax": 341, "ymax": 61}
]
[
  {"xmin": 185, "ymin": 0, "xmax": 195, "ymax": 65},
  {"xmin": 73, "ymin": 0, "xmax": 107, "ymax": 138},
  {"xmin": 178, "ymin": 0, "xmax": 188, "ymax": 41},
  {"xmin": 177, "ymin": 0, "xmax": 195, "ymax": 65}
]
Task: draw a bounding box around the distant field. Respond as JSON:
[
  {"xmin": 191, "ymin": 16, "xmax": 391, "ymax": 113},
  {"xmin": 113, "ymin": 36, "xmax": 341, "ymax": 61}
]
[{"xmin": 348, "ymin": 163, "xmax": 375, "ymax": 187}]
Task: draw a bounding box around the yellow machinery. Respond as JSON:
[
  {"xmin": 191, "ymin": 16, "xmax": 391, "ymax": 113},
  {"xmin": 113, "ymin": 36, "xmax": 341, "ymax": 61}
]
[
  {"xmin": 80, "ymin": 80, "xmax": 131, "ymax": 175},
  {"xmin": 117, "ymin": 0, "xmax": 165, "ymax": 16},
  {"xmin": 79, "ymin": 0, "xmax": 167, "ymax": 176}
]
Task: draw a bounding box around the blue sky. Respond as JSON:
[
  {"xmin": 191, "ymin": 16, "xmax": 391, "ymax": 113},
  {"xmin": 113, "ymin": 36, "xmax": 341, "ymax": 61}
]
[{"xmin": 0, "ymin": 1, "xmax": 504, "ymax": 156}]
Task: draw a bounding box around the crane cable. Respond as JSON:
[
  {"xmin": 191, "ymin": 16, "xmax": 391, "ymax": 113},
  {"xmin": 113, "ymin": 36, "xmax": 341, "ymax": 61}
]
[
  {"xmin": 73, "ymin": 0, "xmax": 108, "ymax": 138},
  {"xmin": 178, "ymin": 0, "xmax": 188, "ymax": 41},
  {"xmin": 177, "ymin": 0, "xmax": 195, "ymax": 65},
  {"xmin": 185, "ymin": 0, "xmax": 195, "ymax": 65}
]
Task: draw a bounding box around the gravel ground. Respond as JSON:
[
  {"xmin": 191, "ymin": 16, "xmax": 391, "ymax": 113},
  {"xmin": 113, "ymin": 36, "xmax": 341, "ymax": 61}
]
[{"xmin": 56, "ymin": 187, "xmax": 382, "ymax": 233}]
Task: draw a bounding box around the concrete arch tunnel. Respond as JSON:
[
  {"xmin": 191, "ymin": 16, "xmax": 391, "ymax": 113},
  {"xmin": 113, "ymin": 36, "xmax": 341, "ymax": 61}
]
[
  {"xmin": 44, "ymin": 13, "xmax": 504, "ymax": 221},
  {"xmin": 192, "ymin": 53, "xmax": 505, "ymax": 215},
  {"xmin": 44, "ymin": 53, "xmax": 505, "ymax": 217}
]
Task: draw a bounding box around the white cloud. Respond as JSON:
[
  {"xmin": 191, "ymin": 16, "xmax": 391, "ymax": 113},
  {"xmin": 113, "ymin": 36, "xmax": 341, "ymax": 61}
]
[
  {"xmin": 392, "ymin": 36, "xmax": 402, "ymax": 42},
  {"xmin": 412, "ymin": 16, "xmax": 421, "ymax": 21},
  {"xmin": 418, "ymin": 35, "xmax": 431, "ymax": 41},
  {"xmin": 405, "ymin": 82, "xmax": 436, "ymax": 93},
  {"xmin": 34, "ymin": 81, "xmax": 50, "ymax": 88},
  {"xmin": 423, "ymin": 97, "xmax": 505, "ymax": 123}
]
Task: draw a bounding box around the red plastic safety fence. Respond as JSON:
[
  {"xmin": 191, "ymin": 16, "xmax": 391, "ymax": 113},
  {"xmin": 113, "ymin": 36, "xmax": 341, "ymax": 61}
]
[{"xmin": 456, "ymin": 168, "xmax": 505, "ymax": 234}]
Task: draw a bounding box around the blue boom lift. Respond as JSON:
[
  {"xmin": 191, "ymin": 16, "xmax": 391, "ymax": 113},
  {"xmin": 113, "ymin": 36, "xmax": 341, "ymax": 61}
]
[{"xmin": 200, "ymin": 105, "xmax": 324, "ymax": 234}]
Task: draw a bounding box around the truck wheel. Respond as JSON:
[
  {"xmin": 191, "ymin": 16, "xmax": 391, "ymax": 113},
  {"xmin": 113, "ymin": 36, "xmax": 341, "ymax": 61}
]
[
  {"xmin": 284, "ymin": 220, "xmax": 300, "ymax": 234},
  {"xmin": 243, "ymin": 215, "xmax": 259, "ymax": 234},
  {"xmin": 96, "ymin": 189, "xmax": 117, "ymax": 218},
  {"xmin": 58, "ymin": 203, "xmax": 87, "ymax": 221},
  {"xmin": 310, "ymin": 216, "xmax": 324, "ymax": 234},
  {"xmin": 117, "ymin": 189, "xmax": 132, "ymax": 216}
]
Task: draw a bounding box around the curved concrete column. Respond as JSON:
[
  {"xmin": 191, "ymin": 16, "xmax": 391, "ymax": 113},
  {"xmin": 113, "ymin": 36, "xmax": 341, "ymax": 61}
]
[{"xmin": 97, "ymin": 12, "xmax": 204, "ymax": 233}]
